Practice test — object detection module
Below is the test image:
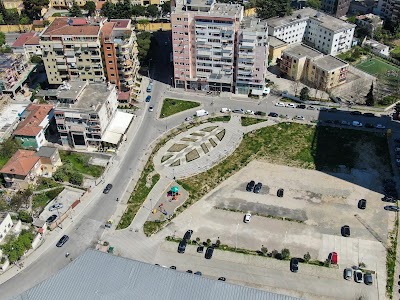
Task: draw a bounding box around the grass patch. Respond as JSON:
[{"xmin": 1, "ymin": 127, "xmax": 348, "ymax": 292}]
[
  {"xmin": 181, "ymin": 137, "xmax": 197, "ymax": 142},
  {"xmin": 35, "ymin": 178, "xmax": 62, "ymax": 191},
  {"xmin": 32, "ymin": 187, "xmax": 64, "ymax": 209},
  {"xmin": 201, "ymin": 143, "xmax": 209, "ymax": 154},
  {"xmin": 143, "ymin": 220, "xmax": 167, "ymax": 236},
  {"xmin": 190, "ymin": 132, "xmax": 205, "ymax": 137},
  {"xmin": 170, "ymin": 159, "xmax": 180, "ymax": 167},
  {"xmin": 207, "ymin": 116, "xmax": 231, "ymax": 123},
  {"xmin": 160, "ymin": 98, "xmax": 200, "ymax": 118},
  {"xmin": 200, "ymin": 126, "xmax": 218, "ymax": 132},
  {"xmin": 59, "ymin": 151, "xmax": 104, "ymax": 178},
  {"xmin": 386, "ymin": 216, "xmax": 398, "ymax": 298},
  {"xmin": 161, "ymin": 155, "xmax": 173, "ymax": 163},
  {"xmin": 167, "ymin": 143, "xmax": 188, "ymax": 152},
  {"xmin": 209, "ymin": 138, "xmax": 217, "ymax": 147},
  {"xmin": 241, "ymin": 117, "xmax": 267, "ymax": 127},
  {"xmin": 216, "ymin": 129, "xmax": 226, "ymax": 141},
  {"xmin": 186, "ymin": 149, "xmax": 200, "ymax": 162}
]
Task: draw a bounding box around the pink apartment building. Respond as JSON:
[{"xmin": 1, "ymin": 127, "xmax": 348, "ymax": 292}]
[{"xmin": 171, "ymin": 0, "xmax": 269, "ymax": 95}]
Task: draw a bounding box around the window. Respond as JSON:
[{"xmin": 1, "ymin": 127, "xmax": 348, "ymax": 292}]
[
  {"xmin": 106, "ymin": 47, "xmax": 111, "ymax": 50},
  {"xmin": 108, "ymin": 61, "xmax": 113, "ymax": 64},
  {"xmin": 107, "ymin": 54, "xmax": 112, "ymax": 57}
]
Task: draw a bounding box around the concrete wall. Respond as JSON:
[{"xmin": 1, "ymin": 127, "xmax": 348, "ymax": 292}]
[{"xmin": 31, "ymin": 233, "xmax": 42, "ymax": 249}]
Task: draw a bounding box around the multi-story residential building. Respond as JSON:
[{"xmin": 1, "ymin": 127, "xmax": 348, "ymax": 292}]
[
  {"xmin": 235, "ymin": 18, "xmax": 268, "ymax": 95},
  {"xmin": 268, "ymin": 36, "xmax": 288, "ymax": 65},
  {"xmin": 321, "ymin": 0, "xmax": 351, "ymax": 17},
  {"xmin": 280, "ymin": 44, "xmax": 349, "ymax": 91},
  {"xmin": 53, "ymin": 81, "xmax": 133, "ymax": 149},
  {"xmin": 267, "ymin": 8, "xmax": 356, "ymax": 55},
  {"xmin": 0, "ymin": 212, "xmax": 13, "ymax": 243},
  {"xmin": 349, "ymin": 0, "xmax": 376, "ymax": 15},
  {"xmin": 11, "ymin": 32, "xmax": 42, "ymax": 60},
  {"xmin": 100, "ymin": 19, "xmax": 140, "ymax": 99},
  {"xmin": 376, "ymin": 0, "xmax": 400, "ymax": 23},
  {"xmin": 40, "ymin": 17, "xmax": 107, "ymax": 85},
  {"xmin": 50, "ymin": 0, "xmax": 87, "ymax": 8},
  {"xmin": 171, "ymin": 0, "xmax": 244, "ymax": 92}
]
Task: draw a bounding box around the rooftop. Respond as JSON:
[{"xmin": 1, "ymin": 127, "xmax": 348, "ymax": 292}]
[
  {"xmin": 268, "ymin": 36, "xmax": 287, "ymax": 48},
  {"xmin": 283, "ymin": 43, "xmax": 322, "ymax": 59},
  {"xmin": 268, "ymin": 8, "xmax": 355, "ymax": 32},
  {"xmin": 13, "ymin": 104, "xmax": 53, "ymax": 137},
  {"xmin": 110, "ymin": 19, "xmax": 130, "ymax": 29},
  {"xmin": 312, "ymin": 55, "xmax": 348, "ymax": 71},
  {"xmin": 13, "ymin": 249, "xmax": 304, "ymax": 300},
  {"xmin": 35, "ymin": 146, "xmax": 57, "ymax": 158},
  {"xmin": 25, "ymin": 35, "xmax": 40, "ymax": 45},
  {"xmin": 41, "ymin": 17, "xmax": 105, "ymax": 37},
  {"xmin": 174, "ymin": 0, "xmax": 243, "ymax": 18},
  {"xmin": 364, "ymin": 39, "xmax": 388, "ymax": 51},
  {"xmin": 240, "ymin": 17, "xmax": 267, "ymax": 32},
  {"xmin": 12, "ymin": 32, "xmax": 36, "ymax": 48},
  {"xmin": 0, "ymin": 53, "xmax": 24, "ymax": 70},
  {"xmin": 0, "ymin": 149, "xmax": 39, "ymax": 176},
  {"xmin": 57, "ymin": 81, "xmax": 88, "ymax": 100},
  {"xmin": 0, "ymin": 212, "xmax": 10, "ymax": 223},
  {"xmin": 0, "ymin": 102, "xmax": 28, "ymax": 142}
]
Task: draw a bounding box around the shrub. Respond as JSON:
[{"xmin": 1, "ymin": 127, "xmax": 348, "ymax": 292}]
[
  {"xmin": 281, "ymin": 248, "xmax": 291, "ymax": 260},
  {"xmin": 69, "ymin": 172, "xmax": 83, "ymax": 185},
  {"xmin": 18, "ymin": 211, "xmax": 32, "ymax": 223},
  {"xmin": 304, "ymin": 252, "xmax": 311, "ymax": 263},
  {"xmin": 206, "ymin": 238, "xmax": 211, "ymax": 246},
  {"xmin": 261, "ymin": 247, "xmax": 268, "ymax": 255},
  {"xmin": 215, "ymin": 239, "xmax": 221, "ymax": 247}
]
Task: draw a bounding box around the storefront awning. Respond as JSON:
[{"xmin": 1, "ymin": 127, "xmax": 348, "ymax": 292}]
[
  {"xmin": 251, "ymin": 89, "xmax": 263, "ymax": 96},
  {"xmin": 102, "ymin": 111, "xmax": 134, "ymax": 145},
  {"xmin": 102, "ymin": 131, "xmax": 122, "ymax": 145}
]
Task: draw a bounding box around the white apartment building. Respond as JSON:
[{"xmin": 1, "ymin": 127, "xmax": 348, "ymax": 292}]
[
  {"xmin": 235, "ymin": 18, "xmax": 268, "ymax": 95},
  {"xmin": 268, "ymin": 8, "xmax": 356, "ymax": 55},
  {"xmin": 0, "ymin": 212, "xmax": 13, "ymax": 243}
]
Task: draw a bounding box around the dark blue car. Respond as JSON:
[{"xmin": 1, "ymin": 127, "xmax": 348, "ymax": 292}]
[{"xmin": 145, "ymin": 96, "xmax": 151, "ymax": 102}]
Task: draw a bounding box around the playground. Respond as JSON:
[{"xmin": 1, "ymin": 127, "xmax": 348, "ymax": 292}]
[
  {"xmin": 354, "ymin": 57, "xmax": 400, "ymax": 77},
  {"xmin": 146, "ymin": 183, "xmax": 188, "ymax": 222}
]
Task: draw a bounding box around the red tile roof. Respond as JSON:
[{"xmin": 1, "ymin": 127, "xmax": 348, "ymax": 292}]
[
  {"xmin": 100, "ymin": 22, "xmax": 115, "ymax": 39},
  {"xmin": 118, "ymin": 91, "xmax": 130, "ymax": 101},
  {"xmin": 25, "ymin": 36, "xmax": 40, "ymax": 45},
  {"xmin": 13, "ymin": 104, "xmax": 53, "ymax": 137},
  {"xmin": 0, "ymin": 150, "xmax": 40, "ymax": 176},
  {"xmin": 110, "ymin": 19, "xmax": 130, "ymax": 29},
  {"xmin": 42, "ymin": 17, "xmax": 100, "ymax": 36},
  {"xmin": 12, "ymin": 32, "xmax": 36, "ymax": 48}
]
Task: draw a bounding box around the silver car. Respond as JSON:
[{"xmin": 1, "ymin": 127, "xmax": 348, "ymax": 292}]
[
  {"xmin": 343, "ymin": 268, "xmax": 352, "ymax": 280},
  {"xmin": 49, "ymin": 203, "xmax": 63, "ymax": 211}
]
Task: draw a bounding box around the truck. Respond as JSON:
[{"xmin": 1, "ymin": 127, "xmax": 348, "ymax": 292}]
[{"xmin": 195, "ymin": 109, "xmax": 209, "ymax": 117}]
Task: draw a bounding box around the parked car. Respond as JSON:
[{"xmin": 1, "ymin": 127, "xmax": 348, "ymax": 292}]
[
  {"xmin": 352, "ymin": 121, "xmax": 363, "ymax": 127},
  {"xmin": 103, "ymin": 184, "xmax": 113, "ymax": 194},
  {"xmin": 205, "ymin": 246, "xmax": 214, "ymax": 259},
  {"xmin": 375, "ymin": 124, "xmax": 385, "ymax": 129},
  {"xmin": 232, "ymin": 109, "xmax": 245, "ymax": 114},
  {"xmin": 145, "ymin": 95, "xmax": 151, "ymax": 102},
  {"xmin": 384, "ymin": 205, "xmax": 400, "ymax": 212},
  {"xmin": 344, "ymin": 268, "xmax": 353, "ymax": 280},
  {"xmin": 286, "ymin": 103, "xmax": 296, "ymax": 108},
  {"xmin": 194, "ymin": 271, "xmax": 202, "ymax": 276},
  {"xmin": 185, "ymin": 116, "xmax": 194, "ymax": 121},
  {"xmin": 277, "ymin": 188, "xmax": 284, "ymax": 197},
  {"xmin": 49, "ymin": 203, "xmax": 63, "ymax": 211},
  {"xmin": 268, "ymin": 112, "xmax": 278, "ymax": 117},
  {"xmin": 275, "ymin": 102, "xmax": 285, "ymax": 107},
  {"xmin": 253, "ymin": 182, "xmax": 262, "ymax": 193},
  {"xmin": 218, "ymin": 277, "xmax": 226, "ymax": 281},
  {"xmin": 246, "ymin": 180, "xmax": 255, "ymax": 192},
  {"xmin": 341, "ymin": 225, "xmax": 350, "ymax": 237},
  {"xmin": 290, "ymin": 258, "xmax": 299, "ymax": 272},
  {"xmin": 354, "ymin": 269, "xmax": 363, "ymax": 283},
  {"xmin": 178, "ymin": 239, "xmax": 187, "ymax": 253},
  {"xmin": 350, "ymin": 111, "xmax": 362, "ymax": 115},
  {"xmin": 197, "ymin": 246, "xmax": 204, "ymax": 253},
  {"xmin": 244, "ymin": 213, "xmax": 251, "ymax": 223},
  {"xmin": 307, "ymin": 106, "xmax": 316, "ymax": 110},
  {"xmin": 382, "ymin": 195, "xmax": 396, "ymax": 203},
  {"xmin": 186, "ymin": 270, "xmax": 193, "ymax": 273},
  {"xmin": 46, "ymin": 214, "xmax": 57, "ymax": 224},
  {"xmin": 364, "ymin": 273, "xmax": 373, "ymax": 285},
  {"xmin": 183, "ymin": 230, "xmax": 193, "ymax": 241},
  {"xmin": 148, "ymin": 106, "xmax": 154, "ymax": 112},
  {"xmin": 254, "ymin": 111, "xmax": 265, "ymax": 116},
  {"xmin": 364, "ymin": 123, "xmax": 374, "ymax": 128},
  {"xmin": 245, "ymin": 110, "xmax": 255, "ymax": 115},
  {"xmin": 170, "ymin": 266, "xmax": 177, "ymax": 270},
  {"xmin": 358, "ymin": 199, "xmax": 367, "ymax": 209},
  {"xmin": 220, "ymin": 108, "xmax": 231, "ymax": 113},
  {"xmin": 297, "ymin": 104, "xmax": 306, "ymax": 109},
  {"xmin": 56, "ymin": 235, "xmax": 69, "ymax": 247},
  {"xmin": 364, "ymin": 112, "xmax": 375, "ymax": 117},
  {"xmin": 294, "ymin": 115, "xmax": 305, "ymax": 120}
]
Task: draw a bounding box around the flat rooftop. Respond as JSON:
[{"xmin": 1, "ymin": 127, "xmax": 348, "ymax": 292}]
[
  {"xmin": 174, "ymin": 0, "xmax": 242, "ymax": 17},
  {"xmin": 240, "ymin": 17, "xmax": 267, "ymax": 32},
  {"xmin": 267, "ymin": 8, "xmax": 355, "ymax": 32},
  {"xmin": 268, "ymin": 36, "xmax": 287, "ymax": 48},
  {"xmin": 313, "ymin": 55, "xmax": 348, "ymax": 71},
  {"xmin": 57, "ymin": 81, "xmax": 87, "ymax": 100},
  {"xmin": 283, "ymin": 43, "xmax": 322, "ymax": 59},
  {"xmin": 0, "ymin": 102, "xmax": 28, "ymax": 142},
  {"xmin": 74, "ymin": 83, "xmax": 114, "ymax": 110}
]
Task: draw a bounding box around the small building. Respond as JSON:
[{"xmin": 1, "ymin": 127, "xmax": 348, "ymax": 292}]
[
  {"xmin": 280, "ymin": 44, "xmax": 349, "ymax": 91},
  {"xmin": 13, "ymin": 104, "xmax": 54, "ymax": 150},
  {"xmin": 268, "ymin": 36, "xmax": 288, "ymax": 65},
  {"xmin": 11, "ymin": 32, "xmax": 42, "ymax": 60},
  {"xmin": 356, "ymin": 14, "xmax": 383, "ymax": 35},
  {"xmin": 349, "ymin": 0, "xmax": 376, "ymax": 14},
  {"xmin": 11, "ymin": 33, "xmax": 37, "ymax": 57},
  {"xmin": 35, "ymin": 146, "xmax": 62, "ymax": 177},
  {"xmin": 0, "ymin": 212, "xmax": 13, "ymax": 243},
  {"xmin": 363, "ymin": 39, "xmax": 390, "ymax": 57}
]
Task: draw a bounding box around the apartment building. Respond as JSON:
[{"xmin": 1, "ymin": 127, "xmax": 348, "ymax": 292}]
[
  {"xmin": 235, "ymin": 17, "xmax": 268, "ymax": 95},
  {"xmin": 54, "ymin": 81, "xmax": 118, "ymax": 148},
  {"xmin": 100, "ymin": 19, "xmax": 140, "ymax": 98},
  {"xmin": 280, "ymin": 44, "xmax": 349, "ymax": 91},
  {"xmin": 321, "ymin": 0, "xmax": 351, "ymax": 17},
  {"xmin": 50, "ymin": 0, "xmax": 87, "ymax": 7},
  {"xmin": 376, "ymin": 0, "xmax": 400, "ymax": 23},
  {"xmin": 268, "ymin": 8, "xmax": 355, "ymax": 55},
  {"xmin": 171, "ymin": 0, "xmax": 244, "ymax": 92},
  {"xmin": 12, "ymin": 32, "xmax": 42, "ymax": 60}
]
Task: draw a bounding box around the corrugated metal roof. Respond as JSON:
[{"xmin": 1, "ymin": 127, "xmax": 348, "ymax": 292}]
[{"xmin": 13, "ymin": 249, "xmax": 304, "ymax": 300}]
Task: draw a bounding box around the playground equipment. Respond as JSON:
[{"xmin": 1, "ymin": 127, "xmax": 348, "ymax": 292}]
[{"xmin": 170, "ymin": 186, "xmax": 181, "ymax": 201}]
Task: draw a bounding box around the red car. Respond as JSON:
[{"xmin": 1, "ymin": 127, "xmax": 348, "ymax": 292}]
[{"xmin": 328, "ymin": 252, "xmax": 338, "ymax": 264}]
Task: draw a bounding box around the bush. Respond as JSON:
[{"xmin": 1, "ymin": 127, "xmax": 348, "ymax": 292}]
[
  {"xmin": 206, "ymin": 238, "xmax": 211, "ymax": 246},
  {"xmin": 261, "ymin": 246, "xmax": 268, "ymax": 255},
  {"xmin": 304, "ymin": 252, "xmax": 311, "ymax": 263},
  {"xmin": 69, "ymin": 172, "xmax": 83, "ymax": 186},
  {"xmin": 18, "ymin": 211, "xmax": 32, "ymax": 223},
  {"xmin": 215, "ymin": 239, "xmax": 221, "ymax": 247},
  {"xmin": 281, "ymin": 248, "xmax": 291, "ymax": 260}
]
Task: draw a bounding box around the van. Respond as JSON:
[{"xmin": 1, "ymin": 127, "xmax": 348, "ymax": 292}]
[
  {"xmin": 196, "ymin": 109, "xmax": 209, "ymax": 117},
  {"xmin": 220, "ymin": 108, "xmax": 231, "ymax": 113}
]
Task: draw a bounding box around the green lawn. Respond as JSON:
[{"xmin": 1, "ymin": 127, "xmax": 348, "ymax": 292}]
[
  {"xmin": 160, "ymin": 98, "xmax": 200, "ymax": 118},
  {"xmin": 32, "ymin": 187, "xmax": 64, "ymax": 209},
  {"xmin": 59, "ymin": 151, "xmax": 104, "ymax": 178},
  {"xmin": 354, "ymin": 57, "xmax": 400, "ymax": 77},
  {"xmin": 241, "ymin": 117, "xmax": 267, "ymax": 127}
]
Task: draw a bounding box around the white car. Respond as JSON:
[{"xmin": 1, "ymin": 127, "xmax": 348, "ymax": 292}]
[
  {"xmin": 185, "ymin": 116, "xmax": 194, "ymax": 121},
  {"xmin": 307, "ymin": 106, "xmax": 316, "ymax": 110},
  {"xmin": 354, "ymin": 269, "xmax": 363, "ymax": 283},
  {"xmin": 148, "ymin": 106, "xmax": 154, "ymax": 112},
  {"xmin": 286, "ymin": 103, "xmax": 296, "ymax": 108},
  {"xmin": 220, "ymin": 108, "xmax": 231, "ymax": 113},
  {"xmin": 275, "ymin": 102, "xmax": 285, "ymax": 107},
  {"xmin": 294, "ymin": 115, "xmax": 305, "ymax": 120},
  {"xmin": 245, "ymin": 110, "xmax": 255, "ymax": 115},
  {"xmin": 49, "ymin": 203, "xmax": 63, "ymax": 211},
  {"xmin": 352, "ymin": 121, "xmax": 363, "ymax": 127},
  {"xmin": 244, "ymin": 213, "xmax": 251, "ymax": 223},
  {"xmin": 375, "ymin": 124, "xmax": 385, "ymax": 129}
]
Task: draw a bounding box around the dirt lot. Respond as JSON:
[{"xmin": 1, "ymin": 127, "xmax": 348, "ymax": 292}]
[{"xmin": 167, "ymin": 161, "xmax": 391, "ymax": 299}]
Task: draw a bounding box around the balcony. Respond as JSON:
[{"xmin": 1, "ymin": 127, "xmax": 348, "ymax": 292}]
[{"xmin": 197, "ymin": 50, "xmax": 211, "ymax": 56}]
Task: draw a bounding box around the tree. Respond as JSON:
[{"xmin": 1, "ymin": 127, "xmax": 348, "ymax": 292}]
[
  {"xmin": 300, "ymin": 87, "xmax": 310, "ymax": 100},
  {"xmin": 101, "ymin": 1, "xmax": 114, "ymax": 18},
  {"xmin": 132, "ymin": 5, "xmax": 146, "ymax": 18},
  {"xmin": 215, "ymin": 239, "xmax": 221, "ymax": 247},
  {"xmin": 19, "ymin": 15, "xmax": 31, "ymax": 25},
  {"xmin": 84, "ymin": 1, "xmax": 96, "ymax": 16},
  {"xmin": 18, "ymin": 211, "xmax": 33, "ymax": 223},
  {"xmin": 0, "ymin": 13, "xmax": 5, "ymax": 24},
  {"xmin": 161, "ymin": 1, "xmax": 171, "ymax": 15},
  {"xmin": 146, "ymin": 4, "xmax": 159, "ymax": 19},
  {"xmin": 22, "ymin": 0, "xmax": 49, "ymax": 21},
  {"xmin": 206, "ymin": 238, "xmax": 211, "ymax": 246},
  {"xmin": 0, "ymin": 32, "xmax": 5, "ymax": 47},
  {"xmin": 69, "ymin": 172, "xmax": 83, "ymax": 186},
  {"xmin": 69, "ymin": 1, "xmax": 83, "ymax": 17},
  {"xmin": 30, "ymin": 55, "xmax": 43, "ymax": 64},
  {"xmin": 261, "ymin": 246, "xmax": 268, "ymax": 256},
  {"xmin": 0, "ymin": 139, "xmax": 20, "ymax": 159},
  {"xmin": 365, "ymin": 82, "xmax": 375, "ymax": 106},
  {"xmin": 281, "ymin": 248, "xmax": 290, "ymax": 260},
  {"xmin": 256, "ymin": 0, "xmax": 291, "ymax": 20},
  {"xmin": 10, "ymin": 189, "xmax": 32, "ymax": 210},
  {"xmin": 136, "ymin": 31, "xmax": 152, "ymax": 63},
  {"xmin": 303, "ymin": 252, "xmax": 311, "ymax": 263},
  {"xmin": 307, "ymin": 0, "xmax": 321, "ymax": 9}
]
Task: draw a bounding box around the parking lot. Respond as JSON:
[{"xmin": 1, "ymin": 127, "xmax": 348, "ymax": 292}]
[{"xmin": 165, "ymin": 161, "xmax": 391, "ymax": 299}]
